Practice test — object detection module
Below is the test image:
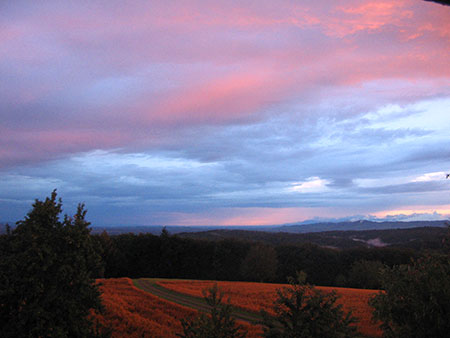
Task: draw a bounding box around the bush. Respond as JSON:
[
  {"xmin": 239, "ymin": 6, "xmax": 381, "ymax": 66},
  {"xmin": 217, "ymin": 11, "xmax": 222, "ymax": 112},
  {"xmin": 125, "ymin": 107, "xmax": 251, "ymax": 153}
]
[
  {"xmin": 177, "ymin": 284, "xmax": 247, "ymax": 338},
  {"xmin": 369, "ymin": 254, "xmax": 450, "ymax": 338},
  {"xmin": 261, "ymin": 272, "xmax": 359, "ymax": 338}
]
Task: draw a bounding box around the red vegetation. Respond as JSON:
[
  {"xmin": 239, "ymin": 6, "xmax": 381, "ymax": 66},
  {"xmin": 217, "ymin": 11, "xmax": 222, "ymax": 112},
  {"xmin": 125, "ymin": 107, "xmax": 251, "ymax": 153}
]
[
  {"xmin": 92, "ymin": 278, "xmax": 196, "ymax": 337},
  {"xmin": 92, "ymin": 278, "xmax": 262, "ymax": 338},
  {"xmin": 157, "ymin": 280, "xmax": 382, "ymax": 337}
]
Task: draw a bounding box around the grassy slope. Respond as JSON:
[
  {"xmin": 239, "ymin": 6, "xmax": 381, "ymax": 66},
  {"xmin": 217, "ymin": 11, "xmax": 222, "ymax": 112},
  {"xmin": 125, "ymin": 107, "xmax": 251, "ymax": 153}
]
[
  {"xmin": 134, "ymin": 278, "xmax": 381, "ymax": 337},
  {"xmin": 133, "ymin": 278, "xmax": 262, "ymax": 324}
]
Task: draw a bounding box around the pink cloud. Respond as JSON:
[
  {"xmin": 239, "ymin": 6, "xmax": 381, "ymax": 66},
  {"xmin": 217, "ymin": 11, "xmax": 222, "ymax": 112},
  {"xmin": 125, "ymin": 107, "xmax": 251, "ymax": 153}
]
[
  {"xmin": 131, "ymin": 67, "xmax": 294, "ymax": 127},
  {"xmin": 326, "ymin": 1, "xmax": 411, "ymax": 37},
  {"xmin": 158, "ymin": 207, "xmax": 355, "ymax": 226},
  {"xmin": 0, "ymin": 128, "xmax": 130, "ymax": 168},
  {"xmin": 1, "ymin": 0, "xmax": 449, "ymax": 168},
  {"xmin": 373, "ymin": 205, "xmax": 450, "ymax": 218}
]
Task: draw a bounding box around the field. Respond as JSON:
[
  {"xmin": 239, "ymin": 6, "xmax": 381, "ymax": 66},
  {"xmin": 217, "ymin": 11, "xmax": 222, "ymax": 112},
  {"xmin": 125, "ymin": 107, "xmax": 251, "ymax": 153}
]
[
  {"xmin": 92, "ymin": 278, "xmax": 261, "ymax": 337},
  {"xmin": 156, "ymin": 280, "xmax": 382, "ymax": 337},
  {"xmin": 94, "ymin": 278, "xmax": 382, "ymax": 337},
  {"xmin": 91, "ymin": 278, "xmax": 197, "ymax": 337}
]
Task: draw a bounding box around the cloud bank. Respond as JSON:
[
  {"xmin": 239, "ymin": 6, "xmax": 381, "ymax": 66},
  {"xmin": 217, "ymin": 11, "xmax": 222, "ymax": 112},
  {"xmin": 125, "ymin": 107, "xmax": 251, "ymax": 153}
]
[{"xmin": 1, "ymin": 0, "xmax": 449, "ymax": 225}]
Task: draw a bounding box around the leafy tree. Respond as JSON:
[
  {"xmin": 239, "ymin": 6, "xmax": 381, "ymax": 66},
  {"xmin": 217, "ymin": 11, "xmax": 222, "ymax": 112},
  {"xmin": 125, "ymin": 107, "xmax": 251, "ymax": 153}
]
[
  {"xmin": 241, "ymin": 243, "xmax": 278, "ymax": 282},
  {"xmin": 348, "ymin": 260, "xmax": 384, "ymax": 289},
  {"xmin": 92, "ymin": 230, "xmax": 117, "ymax": 278},
  {"xmin": 212, "ymin": 239, "xmax": 248, "ymax": 281},
  {"xmin": 369, "ymin": 254, "xmax": 450, "ymax": 338},
  {"xmin": 178, "ymin": 284, "xmax": 247, "ymax": 338},
  {"xmin": 261, "ymin": 272, "xmax": 359, "ymax": 338},
  {"xmin": 0, "ymin": 191, "xmax": 107, "ymax": 337}
]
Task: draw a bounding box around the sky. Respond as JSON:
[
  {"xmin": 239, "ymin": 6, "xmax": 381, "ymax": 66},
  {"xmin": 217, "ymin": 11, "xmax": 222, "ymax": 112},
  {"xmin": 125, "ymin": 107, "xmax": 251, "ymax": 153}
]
[{"xmin": 1, "ymin": 0, "xmax": 449, "ymax": 226}]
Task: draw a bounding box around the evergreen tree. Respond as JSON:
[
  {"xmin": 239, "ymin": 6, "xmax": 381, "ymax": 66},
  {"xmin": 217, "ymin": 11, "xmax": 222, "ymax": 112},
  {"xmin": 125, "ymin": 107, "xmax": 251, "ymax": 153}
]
[
  {"xmin": 261, "ymin": 272, "xmax": 359, "ymax": 338},
  {"xmin": 0, "ymin": 191, "xmax": 106, "ymax": 337},
  {"xmin": 178, "ymin": 284, "xmax": 247, "ymax": 338}
]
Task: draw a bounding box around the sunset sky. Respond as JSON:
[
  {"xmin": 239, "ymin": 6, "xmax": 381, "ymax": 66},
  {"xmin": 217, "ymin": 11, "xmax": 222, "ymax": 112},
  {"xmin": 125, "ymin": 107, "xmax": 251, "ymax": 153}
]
[{"xmin": 1, "ymin": 0, "xmax": 449, "ymax": 226}]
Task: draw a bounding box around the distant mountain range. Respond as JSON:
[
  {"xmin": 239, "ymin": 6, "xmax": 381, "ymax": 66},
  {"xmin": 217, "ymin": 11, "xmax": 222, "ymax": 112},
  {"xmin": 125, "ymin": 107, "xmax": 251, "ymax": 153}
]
[{"xmin": 275, "ymin": 220, "xmax": 449, "ymax": 233}]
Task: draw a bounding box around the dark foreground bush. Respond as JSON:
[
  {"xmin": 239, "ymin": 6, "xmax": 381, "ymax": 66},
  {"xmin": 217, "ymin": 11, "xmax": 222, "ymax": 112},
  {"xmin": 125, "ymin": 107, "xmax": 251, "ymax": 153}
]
[
  {"xmin": 370, "ymin": 254, "xmax": 450, "ymax": 338},
  {"xmin": 178, "ymin": 284, "xmax": 247, "ymax": 338},
  {"xmin": 261, "ymin": 272, "xmax": 359, "ymax": 338}
]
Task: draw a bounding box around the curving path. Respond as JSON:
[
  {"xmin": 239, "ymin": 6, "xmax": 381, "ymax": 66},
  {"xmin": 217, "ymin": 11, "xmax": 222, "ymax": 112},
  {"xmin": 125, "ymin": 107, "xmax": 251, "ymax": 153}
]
[{"xmin": 133, "ymin": 278, "xmax": 263, "ymax": 325}]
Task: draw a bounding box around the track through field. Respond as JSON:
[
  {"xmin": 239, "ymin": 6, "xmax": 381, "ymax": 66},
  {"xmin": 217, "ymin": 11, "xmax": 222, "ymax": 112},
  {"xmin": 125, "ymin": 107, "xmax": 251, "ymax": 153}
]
[{"xmin": 133, "ymin": 278, "xmax": 263, "ymax": 325}]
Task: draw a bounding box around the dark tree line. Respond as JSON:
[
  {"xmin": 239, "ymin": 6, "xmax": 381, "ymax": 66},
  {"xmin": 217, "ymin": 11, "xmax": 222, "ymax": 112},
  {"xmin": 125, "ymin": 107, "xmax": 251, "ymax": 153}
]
[
  {"xmin": 0, "ymin": 219, "xmax": 429, "ymax": 290},
  {"xmin": 91, "ymin": 229, "xmax": 424, "ymax": 289}
]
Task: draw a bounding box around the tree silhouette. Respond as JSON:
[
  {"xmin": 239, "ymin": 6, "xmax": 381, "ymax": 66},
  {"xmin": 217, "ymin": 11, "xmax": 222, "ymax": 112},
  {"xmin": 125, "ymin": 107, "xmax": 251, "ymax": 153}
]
[
  {"xmin": 0, "ymin": 191, "xmax": 106, "ymax": 337},
  {"xmin": 261, "ymin": 272, "xmax": 359, "ymax": 338},
  {"xmin": 178, "ymin": 284, "xmax": 247, "ymax": 338}
]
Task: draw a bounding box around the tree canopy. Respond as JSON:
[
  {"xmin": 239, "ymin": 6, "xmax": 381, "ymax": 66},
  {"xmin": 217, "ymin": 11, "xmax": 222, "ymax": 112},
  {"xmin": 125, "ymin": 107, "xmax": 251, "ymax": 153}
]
[
  {"xmin": 0, "ymin": 191, "xmax": 105, "ymax": 337},
  {"xmin": 240, "ymin": 243, "xmax": 278, "ymax": 282}
]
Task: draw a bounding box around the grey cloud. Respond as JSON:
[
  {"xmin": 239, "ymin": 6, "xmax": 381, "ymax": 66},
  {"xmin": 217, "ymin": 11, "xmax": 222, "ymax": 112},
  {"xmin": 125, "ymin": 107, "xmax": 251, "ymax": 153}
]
[
  {"xmin": 344, "ymin": 128, "xmax": 430, "ymax": 145},
  {"xmin": 358, "ymin": 181, "xmax": 450, "ymax": 194},
  {"xmin": 326, "ymin": 178, "xmax": 354, "ymax": 188},
  {"xmin": 403, "ymin": 145, "xmax": 450, "ymax": 164}
]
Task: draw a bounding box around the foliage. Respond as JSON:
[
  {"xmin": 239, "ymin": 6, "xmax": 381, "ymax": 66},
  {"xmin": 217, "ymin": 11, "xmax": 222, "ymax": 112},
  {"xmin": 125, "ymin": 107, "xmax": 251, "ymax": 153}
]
[
  {"xmin": 276, "ymin": 244, "xmax": 342, "ymax": 286},
  {"xmin": 0, "ymin": 191, "xmax": 107, "ymax": 337},
  {"xmin": 369, "ymin": 254, "xmax": 450, "ymax": 338},
  {"xmin": 241, "ymin": 243, "xmax": 278, "ymax": 282},
  {"xmin": 261, "ymin": 272, "xmax": 359, "ymax": 338},
  {"xmin": 212, "ymin": 239, "xmax": 249, "ymax": 281},
  {"xmin": 92, "ymin": 230, "xmax": 118, "ymax": 278},
  {"xmin": 348, "ymin": 260, "xmax": 384, "ymax": 289},
  {"xmin": 179, "ymin": 225, "xmax": 448, "ymax": 250},
  {"xmin": 178, "ymin": 284, "xmax": 247, "ymax": 338},
  {"xmin": 93, "ymin": 228, "xmax": 421, "ymax": 287}
]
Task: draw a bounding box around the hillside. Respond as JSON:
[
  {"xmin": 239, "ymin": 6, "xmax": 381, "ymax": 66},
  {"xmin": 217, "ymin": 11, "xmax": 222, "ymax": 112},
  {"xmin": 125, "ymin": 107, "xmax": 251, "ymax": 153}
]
[
  {"xmin": 91, "ymin": 220, "xmax": 448, "ymax": 236},
  {"xmin": 276, "ymin": 220, "xmax": 448, "ymax": 233},
  {"xmin": 94, "ymin": 278, "xmax": 381, "ymax": 337},
  {"xmin": 178, "ymin": 226, "xmax": 448, "ymax": 249},
  {"xmin": 2, "ymin": 220, "xmax": 447, "ymax": 236}
]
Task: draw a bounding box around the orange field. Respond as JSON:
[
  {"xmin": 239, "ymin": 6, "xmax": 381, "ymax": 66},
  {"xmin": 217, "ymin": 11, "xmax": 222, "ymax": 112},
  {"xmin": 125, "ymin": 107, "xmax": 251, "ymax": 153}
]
[
  {"xmin": 91, "ymin": 278, "xmax": 195, "ymax": 337},
  {"xmin": 157, "ymin": 280, "xmax": 383, "ymax": 337},
  {"xmin": 92, "ymin": 278, "xmax": 262, "ymax": 337}
]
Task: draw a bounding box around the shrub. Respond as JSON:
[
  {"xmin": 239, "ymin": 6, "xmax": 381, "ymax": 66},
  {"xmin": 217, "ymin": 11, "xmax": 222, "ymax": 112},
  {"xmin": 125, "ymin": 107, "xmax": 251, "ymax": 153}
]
[
  {"xmin": 261, "ymin": 272, "xmax": 359, "ymax": 338},
  {"xmin": 177, "ymin": 284, "xmax": 247, "ymax": 338},
  {"xmin": 369, "ymin": 254, "xmax": 450, "ymax": 338}
]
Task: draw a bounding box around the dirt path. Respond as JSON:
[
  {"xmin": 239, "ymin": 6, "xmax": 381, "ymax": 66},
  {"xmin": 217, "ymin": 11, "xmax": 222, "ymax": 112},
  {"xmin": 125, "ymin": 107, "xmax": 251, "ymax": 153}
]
[{"xmin": 133, "ymin": 278, "xmax": 263, "ymax": 325}]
